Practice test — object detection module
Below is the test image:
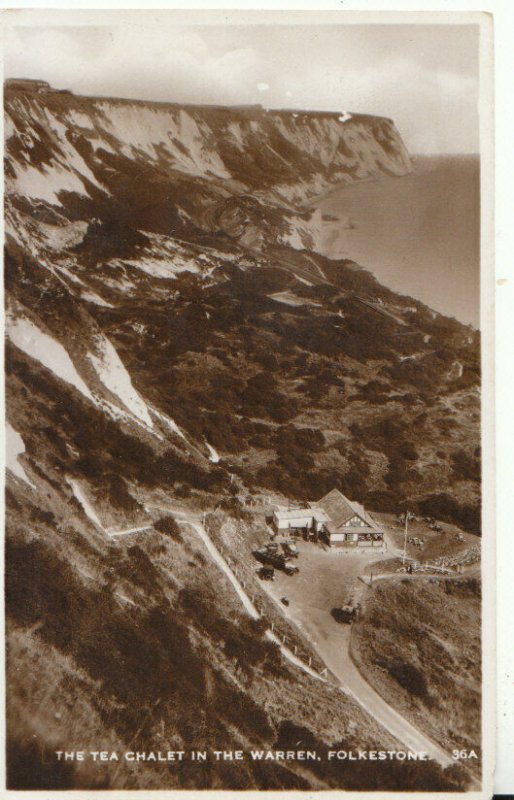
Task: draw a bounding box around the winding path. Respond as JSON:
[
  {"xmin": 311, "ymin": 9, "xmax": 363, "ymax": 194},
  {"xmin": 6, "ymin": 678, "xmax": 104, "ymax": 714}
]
[
  {"xmin": 168, "ymin": 509, "xmax": 323, "ymax": 682},
  {"xmin": 169, "ymin": 507, "xmax": 456, "ymax": 770},
  {"xmin": 67, "ymin": 478, "xmax": 153, "ymax": 539}
]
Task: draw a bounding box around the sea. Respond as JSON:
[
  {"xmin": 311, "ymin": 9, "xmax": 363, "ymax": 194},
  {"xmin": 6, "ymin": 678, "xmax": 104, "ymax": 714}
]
[{"xmin": 310, "ymin": 155, "xmax": 480, "ymax": 328}]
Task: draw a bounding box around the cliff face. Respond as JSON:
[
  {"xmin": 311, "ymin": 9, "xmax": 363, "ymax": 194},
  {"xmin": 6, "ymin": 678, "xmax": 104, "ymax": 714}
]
[
  {"xmin": 5, "ymin": 85, "xmax": 411, "ymax": 262},
  {"xmin": 3, "ymin": 82, "xmax": 479, "ymax": 555},
  {"xmin": 5, "ymin": 85, "xmax": 411, "ymax": 206}
]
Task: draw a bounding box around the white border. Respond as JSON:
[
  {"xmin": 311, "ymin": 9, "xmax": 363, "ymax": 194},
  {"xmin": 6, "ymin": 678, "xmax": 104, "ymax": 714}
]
[{"xmin": 1, "ymin": 2, "xmax": 505, "ymax": 797}]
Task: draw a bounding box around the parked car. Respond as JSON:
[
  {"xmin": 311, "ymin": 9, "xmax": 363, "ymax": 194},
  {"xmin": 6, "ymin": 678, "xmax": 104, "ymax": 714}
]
[
  {"xmin": 331, "ymin": 603, "xmax": 360, "ymax": 624},
  {"xmin": 281, "ymin": 597, "xmax": 290, "ymax": 606},
  {"xmin": 258, "ymin": 567, "xmax": 275, "ymax": 581},
  {"xmin": 255, "ymin": 548, "xmax": 300, "ymax": 575},
  {"xmin": 282, "ymin": 541, "xmax": 299, "ymax": 558}
]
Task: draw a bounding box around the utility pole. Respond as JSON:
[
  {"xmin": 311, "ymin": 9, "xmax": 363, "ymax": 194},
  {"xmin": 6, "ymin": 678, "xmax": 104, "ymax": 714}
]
[{"xmin": 402, "ymin": 511, "xmax": 410, "ymax": 565}]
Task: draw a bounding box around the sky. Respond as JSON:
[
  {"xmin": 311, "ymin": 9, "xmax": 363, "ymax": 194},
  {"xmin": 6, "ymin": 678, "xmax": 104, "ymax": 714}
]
[{"xmin": 4, "ymin": 20, "xmax": 480, "ymax": 154}]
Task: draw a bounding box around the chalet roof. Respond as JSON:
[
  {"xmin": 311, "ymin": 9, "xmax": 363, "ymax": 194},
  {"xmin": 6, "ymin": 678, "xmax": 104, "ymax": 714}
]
[
  {"xmin": 274, "ymin": 508, "xmax": 329, "ymax": 523},
  {"xmin": 314, "ymin": 489, "xmax": 380, "ymax": 533}
]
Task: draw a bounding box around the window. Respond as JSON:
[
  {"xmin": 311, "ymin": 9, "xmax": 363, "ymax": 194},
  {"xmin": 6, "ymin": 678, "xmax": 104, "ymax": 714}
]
[{"xmin": 344, "ymin": 516, "xmax": 366, "ymax": 527}]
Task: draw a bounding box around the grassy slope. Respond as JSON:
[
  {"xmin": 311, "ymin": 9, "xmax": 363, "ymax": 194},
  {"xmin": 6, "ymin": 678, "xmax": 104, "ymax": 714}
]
[
  {"xmin": 5, "ymin": 79, "xmax": 481, "ymax": 532},
  {"xmin": 4, "ymin": 344, "xmax": 467, "ymax": 790},
  {"xmin": 7, "ymin": 469, "xmax": 467, "ymax": 792},
  {"xmin": 351, "ymin": 579, "xmax": 481, "ymax": 762}
]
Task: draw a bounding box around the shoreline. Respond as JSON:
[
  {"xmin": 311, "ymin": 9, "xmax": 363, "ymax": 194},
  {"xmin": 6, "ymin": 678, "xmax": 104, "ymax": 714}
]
[
  {"xmin": 302, "ymin": 152, "xmax": 479, "ymax": 211},
  {"xmin": 298, "ymin": 154, "xmax": 480, "ymax": 327}
]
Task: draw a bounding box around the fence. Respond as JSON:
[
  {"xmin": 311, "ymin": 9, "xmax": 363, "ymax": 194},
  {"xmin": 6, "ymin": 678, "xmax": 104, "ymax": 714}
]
[{"xmin": 204, "ymin": 513, "xmax": 329, "ymax": 679}]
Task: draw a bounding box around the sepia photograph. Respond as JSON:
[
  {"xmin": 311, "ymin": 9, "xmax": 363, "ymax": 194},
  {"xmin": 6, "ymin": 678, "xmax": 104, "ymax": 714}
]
[{"xmin": 3, "ymin": 9, "xmax": 492, "ymax": 796}]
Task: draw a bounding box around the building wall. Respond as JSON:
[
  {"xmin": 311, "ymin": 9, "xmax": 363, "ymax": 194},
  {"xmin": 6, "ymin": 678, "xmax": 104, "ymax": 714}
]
[
  {"xmin": 327, "ymin": 531, "xmax": 383, "ymax": 548},
  {"xmin": 330, "ymin": 538, "xmax": 357, "ymax": 548},
  {"xmin": 273, "ymin": 513, "xmax": 314, "ymax": 531}
]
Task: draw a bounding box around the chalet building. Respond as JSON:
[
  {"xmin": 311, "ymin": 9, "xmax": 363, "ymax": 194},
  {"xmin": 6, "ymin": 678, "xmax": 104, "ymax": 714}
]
[
  {"xmin": 315, "ymin": 489, "xmax": 385, "ymax": 549},
  {"xmin": 272, "ymin": 488, "xmax": 385, "ymax": 551}
]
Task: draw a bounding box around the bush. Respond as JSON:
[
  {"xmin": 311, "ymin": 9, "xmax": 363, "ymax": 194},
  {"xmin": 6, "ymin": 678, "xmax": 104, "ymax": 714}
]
[
  {"xmin": 241, "ymin": 372, "xmax": 298, "ymax": 423},
  {"xmin": 154, "ymin": 516, "xmax": 182, "ymax": 540},
  {"xmin": 418, "ymin": 494, "xmax": 480, "ymax": 534},
  {"xmin": 388, "ymin": 661, "xmax": 430, "ymax": 701},
  {"xmin": 450, "ymin": 449, "xmax": 480, "ymax": 482},
  {"xmin": 276, "ymin": 425, "xmax": 325, "ymax": 453},
  {"xmin": 103, "ymin": 474, "xmax": 142, "ymax": 513},
  {"xmin": 124, "ymin": 545, "xmax": 162, "ymax": 593},
  {"xmin": 29, "ymin": 508, "xmax": 56, "ymax": 526},
  {"xmin": 217, "ymin": 497, "xmax": 251, "ymax": 521},
  {"xmin": 73, "ymin": 217, "xmax": 149, "ymax": 264}
]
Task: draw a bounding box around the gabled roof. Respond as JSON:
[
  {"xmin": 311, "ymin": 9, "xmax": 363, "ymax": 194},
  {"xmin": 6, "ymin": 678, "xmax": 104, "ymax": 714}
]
[{"xmin": 314, "ymin": 489, "xmax": 381, "ymax": 533}]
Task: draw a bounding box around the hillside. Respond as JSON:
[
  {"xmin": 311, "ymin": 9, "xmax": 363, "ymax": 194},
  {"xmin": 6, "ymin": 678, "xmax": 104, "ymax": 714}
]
[
  {"xmin": 4, "ymin": 80, "xmax": 479, "ymax": 791},
  {"xmin": 351, "ymin": 578, "xmax": 481, "ymax": 760}
]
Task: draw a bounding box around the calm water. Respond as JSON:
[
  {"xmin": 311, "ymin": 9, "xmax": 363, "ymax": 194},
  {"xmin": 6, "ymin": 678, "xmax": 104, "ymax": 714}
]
[{"xmin": 312, "ymin": 155, "xmax": 480, "ymax": 327}]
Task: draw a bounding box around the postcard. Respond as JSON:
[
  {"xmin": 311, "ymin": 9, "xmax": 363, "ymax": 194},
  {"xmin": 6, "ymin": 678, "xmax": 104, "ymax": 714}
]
[{"xmin": 2, "ymin": 8, "xmax": 494, "ymax": 798}]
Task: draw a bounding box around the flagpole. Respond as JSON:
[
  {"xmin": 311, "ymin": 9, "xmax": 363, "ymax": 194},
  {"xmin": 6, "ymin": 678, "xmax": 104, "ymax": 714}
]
[{"xmin": 402, "ymin": 511, "xmax": 409, "ymax": 565}]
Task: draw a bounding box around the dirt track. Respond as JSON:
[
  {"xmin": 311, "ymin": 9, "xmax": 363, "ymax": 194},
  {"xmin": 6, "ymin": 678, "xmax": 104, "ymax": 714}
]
[
  {"xmin": 169, "ymin": 507, "xmax": 458, "ymax": 771},
  {"xmin": 259, "ymin": 542, "xmax": 455, "ymax": 767}
]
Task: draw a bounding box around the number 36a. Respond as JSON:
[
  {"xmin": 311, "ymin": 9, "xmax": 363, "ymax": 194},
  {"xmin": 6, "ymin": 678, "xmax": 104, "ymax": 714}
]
[{"xmin": 452, "ymin": 750, "xmax": 478, "ymax": 759}]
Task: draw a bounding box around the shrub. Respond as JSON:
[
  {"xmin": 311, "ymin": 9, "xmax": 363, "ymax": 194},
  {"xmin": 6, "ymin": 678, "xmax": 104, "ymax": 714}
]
[
  {"xmin": 103, "ymin": 474, "xmax": 142, "ymax": 513},
  {"xmin": 276, "ymin": 425, "xmax": 325, "ymax": 453},
  {"xmin": 73, "ymin": 217, "xmax": 149, "ymax": 264},
  {"xmin": 217, "ymin": 497, "xmax": 251, "ymax": 521},
  {"xmin": 154, "ymin": 516, "xmax": 182, "ymax": 540},
  {"xmin": 450, "ymin": 449, "xmax": 480, "ymax": 482},
  {"xmin": 241, "ymin": 372, "xmax": 298, "ymax": 423},
  {"xmin": 29, "ymin": 508, "xmax": 56, "ymax": 526},
  {"xmin": 388, "ymin": 661, "xmax": 430, "ymax": 701},
  {"xmin": 125, "ymin": 545, "xmax": 161, "ymax": 593},
  {"xmin": 417, "ymin": 494, "xmax": 480, "ymax": 533},
  {"xmin": 7, "ymin": 738, "xmax": 76, "ymax": 791}
]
